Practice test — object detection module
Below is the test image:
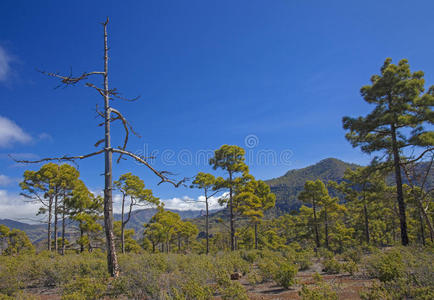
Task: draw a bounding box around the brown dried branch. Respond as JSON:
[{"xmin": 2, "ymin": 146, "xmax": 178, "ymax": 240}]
[
  {"xmin": 9, "ymin": 149, "xmax": 105, "ymax": 164},
  {"xmin": 400, "ymin": 148, "xmax": 434, "ymax": 165},
  {"xmin": 110, "ymin": 108, "xmax": 129, "ymax": 163},
  {"xmin": 111, "ymin": 148, "xmax": 186, "ymax": 187},
  {"xmin": 38, "ymin": 69, "xmax": 104, "ymax": 87}
]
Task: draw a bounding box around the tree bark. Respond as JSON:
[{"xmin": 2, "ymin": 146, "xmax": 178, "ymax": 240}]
[
  {"xmin": 254, "ymin": 223, "xmax": 258, "ymax": 250},
  {"xmin": 390, "ymin": 124, "xmax": 409, "ymax": 246},
  {"xmin": 47, "ymin": 198, "xmax": 52, "ymax": 251},
  {"xmin": 312, "ymin": 199, "xmax": 320, "ymax": 248},
  {"xmin": 324, "ymin": 207, "xmax": 329, "ymax": 249},
  {"xmin": 102, "ymin": 19, "xmax": 119, "ymax": 277},
  {"xmin": 54, "ymin": 191, "xmax": 58, "ymax": 253},
  {"xmin": 229, "ymin": 171, "xmax": 235, "ymax": 251},
  {"xmin": 61, "ymin": 205, "xmax": 66, "ymax": 255},
  {"xmin": 121, "ymin": 194, "xmax": 125, "ymax": 254},
  {"xmin": 363, "ymin": 202, "xmax": 370, "ymax": 244},
  {"xmin": 205, "ymin": 194, "xmax": 209, "ymax": 255}
]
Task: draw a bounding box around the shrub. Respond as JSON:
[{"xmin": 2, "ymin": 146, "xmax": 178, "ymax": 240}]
[
  {"xmin": 343, "ymin": 260, "xmax": 358, "ymax": 275},
  {"xmin": 219, "ymin": 280, "xmax": 248, "ymax": 300},
  {"xmin": 322, "ymin": 257, "xmax": 342, "ymax": 274},
  {"xmin": 61, "ymin": 277, "xmax": 107, "ymax": 300},
  {"xmin": 274, "ymin": 262, "xmax": 298, "ymax": 289},
  {"xmin": 366, "ymin": 250, "xmax": 404, "ymax": 282},
  {"xmin": 299, "ymin": 282, "xmax": 338, "ymax": 300}
]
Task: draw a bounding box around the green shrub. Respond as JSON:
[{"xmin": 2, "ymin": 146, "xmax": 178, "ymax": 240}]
[
  {"xmin": 219, "ymin": 280, "xmax": 248, "ymax": 300},
  {"xmin": 273, "ymin": 262, "xmax": 298, "ymax": 289},
  {"xmin": 322, "ymin": 257, "xmax": 342, "ymax": 274},
  {"xmin": 61, "ymin": 277, "xmax": 107, "ymax": 300},
  {"xmin": 299, "ymin": 282, "xmax": 338, "ymax": 300},
  {"xmin": 343, "ymin": 260, "xmax": 358, "ymax": 275},
  {"xmin": 366, "ymin": 250, "xmax": 404, "ymax": 282}
]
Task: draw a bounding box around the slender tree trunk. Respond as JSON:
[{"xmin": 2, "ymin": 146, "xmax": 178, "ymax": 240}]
[
  {"xmin": 324, "ymin": 207, "xmax": 329, "ymax": 249},
  {"xmin": 80, "ymin": 222, "xmax": 84, "ymax": 253},
  {"xmin": 254, "ymin": 223, "xmax": 258, "ymax": 250},
  {"xmin": 61, "ymin": 206, "xmax": 66, "ymax": 255},
  {"xmin": 229, "ymin": 171, "xmax": 235, "ymax": 251},
  {"xmin": 54, "ymin": 192, "xmax": 58, "ymax": 253},
  {"xmin": 47, "ymin": 199, "xmax": 52, "ymax": 251},
  {"xmin": 312, "ymin": 199, "xmax": 320, "ymax": 248},
  {"xmin": 102, "ymin": 19, "xmax": 119, "ymax": 277},
  {"xmin": 121, "ymin": 194, "xmax": 125, "ymax": 254},
  {"xmin": 205, "ymin": 197, "xmax": 209, "ymax": 255},
  {"xmin": 418, "ymin": 206, "xmax": 425, "ymax": 246},
  {"xmin": 390, "ymin": 124, "xmax": 409, "ymax": 246},
  {"xmin": 363, "ymin": 203, "xmax": 370, "ymax": 244}
]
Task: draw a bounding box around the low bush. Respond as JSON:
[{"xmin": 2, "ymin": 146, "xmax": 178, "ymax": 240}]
[{"xmin": 273, "ymin": 262, "xmax": 298, "ymax": 289}]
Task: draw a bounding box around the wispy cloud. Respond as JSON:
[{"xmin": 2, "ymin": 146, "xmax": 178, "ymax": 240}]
[
  {"xmin": 162, "ymin": 193, "xmax": 227, "ymax": 211},
  {"xmin": 0, "ymin": 174, "xmax": 14, "ymax": 186},
  {"xmin": 0, "ymin": 46, "xmax": 13, "ymax": 82},
  {"xmin": 0, "ymin": 116, "xmax": 32, "ymax": 148},
  {"xmin": 0, "ymin": 189, "xmax": 42, "ymax": 223}
]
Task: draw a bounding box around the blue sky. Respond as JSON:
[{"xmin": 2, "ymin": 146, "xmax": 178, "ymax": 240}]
[{"xmin": 1, "ymin": 0, "xmax": 433, "ymax": 221}]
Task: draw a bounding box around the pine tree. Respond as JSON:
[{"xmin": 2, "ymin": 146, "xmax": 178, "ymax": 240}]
[
  {"xmin": 343, "ymin": 58, "xmax": 433, "ymax": 245},
  {"xmin": 210, "ymin": 145, "xmax": 248, "ymax": 251},
  {"xmin": 114, "ymin": 173, "xmax": 159, "ymax": 253}
]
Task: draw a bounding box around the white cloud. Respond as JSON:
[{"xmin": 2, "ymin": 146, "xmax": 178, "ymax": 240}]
[
  {"xmin": 0, "ymin": 174, "xmax": 14, "ymax": 186},
  {"xmin": 0, "ymin": 116, "xmax": 32, "ymax": 148},
  {"xmin": 0, "ymin": 189, "xmax": 42, "ymax": 223},
  {"xmin": 0, "ymin": 46, "xmax": 13, "ymax": 82},
  {"xmin": 38, "ymin": 132, "xmax": 53, "ymax": 141},
  {"xmin": 162, "ymin": 192, "xmax": 228, "ymax": 211}
]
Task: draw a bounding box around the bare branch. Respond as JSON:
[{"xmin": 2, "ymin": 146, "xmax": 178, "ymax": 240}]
[
  {"xmin": 38, "ymin": 69, "xmax": 104, "ymax": 87},
  {"xmin": 401, "ymin": 148, "xmax": 434, "ymax": 165},
  {"xmin": 111, "ymin": 148, "xmax": 186, "ymax": 187},
  {"xmin": 110, "ymin": 108, "xmax": 129, "ymax": 163},
  {"xmin": 9, "ymin": 149, "xmax": 105, "ymax": 164}
]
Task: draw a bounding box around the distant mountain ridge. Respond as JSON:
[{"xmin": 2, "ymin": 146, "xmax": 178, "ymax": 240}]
[
  {"xmin": 0, "ymin": 208, "xmax": 220, "ymax": 242},
  {"xmin": 2, "ymin": 157, "xmax": 431, "ymax": 241},
  {"xmin": 266, "ymin": 158, "xmax": 359, "ymax": 213}
]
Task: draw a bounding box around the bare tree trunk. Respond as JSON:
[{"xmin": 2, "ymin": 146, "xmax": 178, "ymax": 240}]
[
  {"xmin": 47, "ymin": 198, "xmax": 52, "ymax": 251},
  {"xmin": 324, "ymin": 207, "xmax": 329, "ymax": 249},
  {"xmin": 121, "ymin": 194, "xmax": 125, "ymax": 254},
  {"xmin": 312, "ymin": 199, "xmax": 320, "ymax": 248},
  {"xmin": 102, "ymin": 19, "xmax": 119, "ymax": 277},
  {"xmin": 229, "ymin": 171, "xmax": 235, "ymax": 251},
  {"xmin": 391, "ymin": 124, "xmax": 409, "ymax": 246},
  {"xmin": 54, "ymin": 192, "xmax": 58, "ymax": 253},
  {"xmin": 363, "ymin": 203, "xmax": 370, "ymax": 244},
  {"xmin": 61, "ymin": 205, "xmax": 66, "ymax": 255},
  {"xmin": 254, "ymin": 223, "xmax": 258, "ymax": 250},
  {"xmin": 418, "ymin": 206, "xmax": 426, "ymax": 246},
  {"xmin": 206, "ymin": 198, "xmax": 209, "ymax": 254}
]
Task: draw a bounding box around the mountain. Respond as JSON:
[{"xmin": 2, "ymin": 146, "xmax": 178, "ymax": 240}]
[
  {"xmin": 266, "ymin": 158, "xmax": 360, "ymax": 213},
  {"xmin": 0, "ymin": 208, "xmax": 219, "ymax": 242},
  {"xmin": 0, "ymin": 219, "xmax": 47, "ymax": 242}
]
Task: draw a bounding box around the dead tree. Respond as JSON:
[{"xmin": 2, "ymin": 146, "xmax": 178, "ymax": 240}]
[{"xmin": 12, "ymin": 18, "xmax": 184, "ymax": 277}]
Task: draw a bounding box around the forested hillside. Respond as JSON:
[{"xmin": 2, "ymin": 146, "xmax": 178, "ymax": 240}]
[{"xmin": 266, "ymin": 158, "xmax": 359, "ymax": 213}]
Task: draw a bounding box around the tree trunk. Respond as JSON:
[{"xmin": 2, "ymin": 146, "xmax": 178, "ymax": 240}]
[
  {"xmin": 102, "ymin": 19, "xmax": 119, "ymax": 277},
  {"xmin": 324, "ymin": 207, "xmax": 329, "ymax": 249},
  {"xmin": 254, "ymin": 223, "xmax": 258, "ymax": 250},
  {"xmin": 121, "ymin": 194, "xmax": 125, "ymax": 254},
  {"xmin": 205, "ymin": 197, "xmax": 209, "ymax": 255},
  {"xmin": 80, "ymin": 222, "xmax": 84, "ymax": 253},
  {"xmin": 418, "ymin": 206, "xmax": 425, "ymax": 246},
  {"xmin": 61, "ymin": 206, "xmax": 66, "ymax": 255},
  {"xmin": 390, "ymin": 124, "xmax": 409, "ymax": 246},
  {"xmin": 47, "ymin": 198, "xmax": 52, "ymax": 251},
  {"xmin": 229, "ymin": 171, "xmax": 235, "ymax": 251},
  {"xmin": 312, "ymin": 199, "xmax": 320, "ymax": 248},
  {"xmin": 363, "ymin": 203, "xmax": 370, "ymax": 244},
  {"xmin": 54, "ymin": 192, "xmax": 58, "ymax": 253}
]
